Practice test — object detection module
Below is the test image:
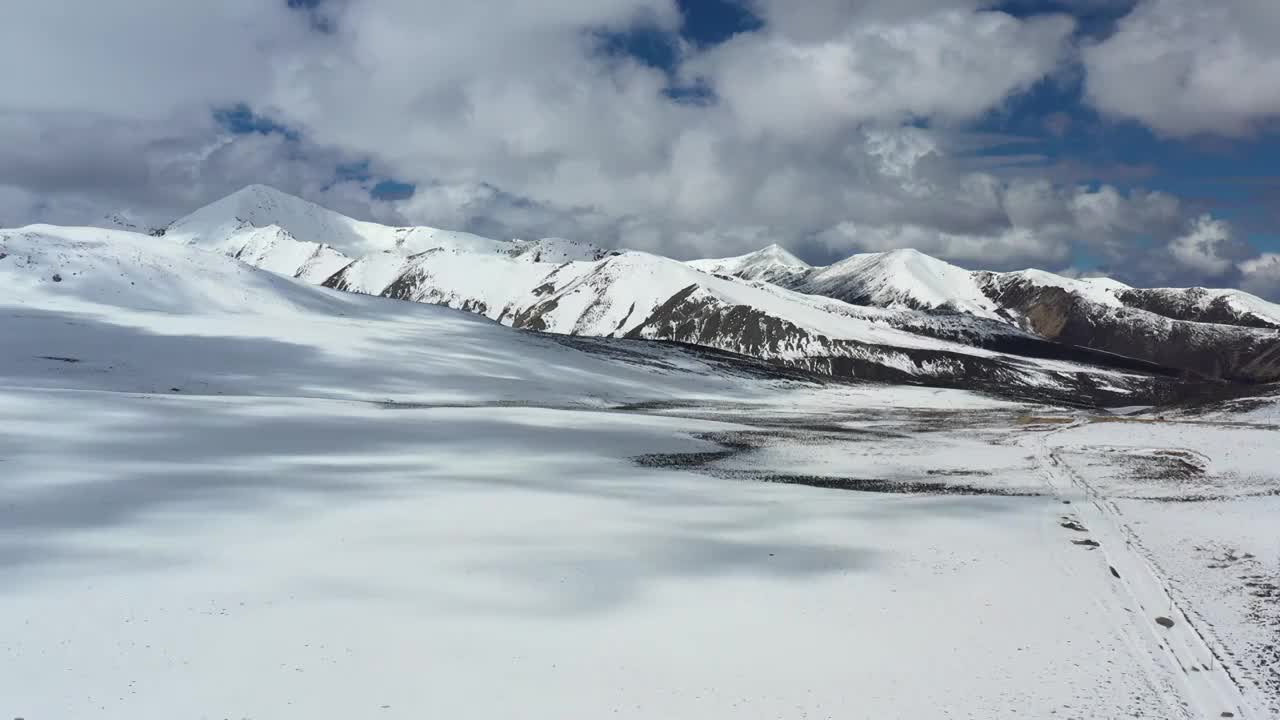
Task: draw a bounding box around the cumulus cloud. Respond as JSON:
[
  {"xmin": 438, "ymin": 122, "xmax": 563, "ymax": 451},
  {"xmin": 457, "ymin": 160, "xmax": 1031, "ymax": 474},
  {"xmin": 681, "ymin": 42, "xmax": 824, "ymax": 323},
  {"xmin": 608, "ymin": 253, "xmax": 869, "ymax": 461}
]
[
  {"xmin": 690, "ymin": 8, "xmax": 1074, "ymax": 139},
  {"xmin": 0, "ymin": 109, "xmax": 374, "ymax": 228},
  {"xmin": 1083, "ymin": 0, "xmax": 1280, "ymax": 136},
  {"xmin": 813, "ymin": 180, "xmax": 1183, "ymax": 269},
  {"xmin": 821, "ymin": 223, "xmax": 1066, "ymax": 268},
  {"xmin": 240, "ymin": 0, "xmax": 1089, "ymax": 263},
  {"xmin": 0, "ymin": 0, "xmax": 1271, "ymax": 293},
  {"xmin": 1167, "ymin": 215, "xmax": 1237, "ymax": 276},
  {"xmin": 1239, "ymin": 254, "xmax": 1280, "ymax": 300},
  {"xmin": 0, "ymin": 1, "xmax": 314, "ymax": 121}
]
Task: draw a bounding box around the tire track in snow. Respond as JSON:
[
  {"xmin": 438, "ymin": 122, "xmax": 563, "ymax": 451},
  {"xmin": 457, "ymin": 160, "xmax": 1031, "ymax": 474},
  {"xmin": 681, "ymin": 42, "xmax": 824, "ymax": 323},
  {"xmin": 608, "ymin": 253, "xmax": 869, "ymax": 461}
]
[{"xmin": 1029, "ymin": 423, "xmax": 1254, "ymax": 719}]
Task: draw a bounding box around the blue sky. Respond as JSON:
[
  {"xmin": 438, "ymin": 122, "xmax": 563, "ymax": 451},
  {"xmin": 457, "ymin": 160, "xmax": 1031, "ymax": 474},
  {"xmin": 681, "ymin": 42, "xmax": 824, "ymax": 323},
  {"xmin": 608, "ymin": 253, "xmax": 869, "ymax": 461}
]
[
  {"xmin": 243, "ymin": 0, "xmax": 1277, "ymax": 264},
  {"xmin": 7, "ymin": 0, "xmax": 1280, "ymax": 295},
  {"xmin": 223, "ymin": 0, "xmax": 1280, "ymax": 243}
]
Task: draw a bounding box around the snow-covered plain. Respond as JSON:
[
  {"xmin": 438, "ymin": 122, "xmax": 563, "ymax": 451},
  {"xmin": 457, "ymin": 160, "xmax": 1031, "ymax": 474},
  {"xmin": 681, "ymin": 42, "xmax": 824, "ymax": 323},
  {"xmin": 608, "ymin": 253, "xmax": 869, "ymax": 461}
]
[
  {"xmin": 1, "ymin": 224, "xmax": 1276, "ymax": 719},
  {"xmin": 1040, "ymin": 419, "xmax": 1280, "ymax": 717}
]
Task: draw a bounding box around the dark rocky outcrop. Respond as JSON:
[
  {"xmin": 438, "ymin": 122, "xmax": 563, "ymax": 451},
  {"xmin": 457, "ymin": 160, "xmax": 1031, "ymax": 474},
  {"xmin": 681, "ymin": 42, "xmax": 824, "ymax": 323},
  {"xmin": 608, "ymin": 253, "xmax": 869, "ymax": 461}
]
[
  {"xmin": 621, "ymin": 283, "xmax": 1257, "ymax": 408},
  {"xmin": 1116, "ymin": 288, "xmax": 1280, "ymax": 330},
  {"xmin": 979, "ymin": 275, "xmax": 1280, "ymax": 383}
]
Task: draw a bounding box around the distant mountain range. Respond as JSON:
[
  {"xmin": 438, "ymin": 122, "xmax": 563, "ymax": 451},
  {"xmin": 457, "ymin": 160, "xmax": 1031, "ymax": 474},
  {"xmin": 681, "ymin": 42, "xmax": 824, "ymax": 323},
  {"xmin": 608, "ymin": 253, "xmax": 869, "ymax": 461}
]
[{"xmin": 6, "ymin": 184, "xmax": 1278, "ymax": 406}]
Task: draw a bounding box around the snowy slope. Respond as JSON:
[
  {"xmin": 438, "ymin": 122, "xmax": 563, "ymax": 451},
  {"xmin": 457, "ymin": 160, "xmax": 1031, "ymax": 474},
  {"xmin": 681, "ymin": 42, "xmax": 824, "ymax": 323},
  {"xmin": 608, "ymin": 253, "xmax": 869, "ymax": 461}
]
[
  {"xmin": 153, "ymin": 186, "xmax": 1279, "ymax": 392},
  {"xmin": 1217, "ymin": 289, "xmax": 1280, "ymax": 327},
  {"xmin": 9, "ymin": 195, "xmax": 1280, "ymax": 719},
  {"xmin": 3, "ymin": 212, "xmax": 1275, "ymax": 719},
  {"xmin": 0, "ymin": 224, "xmax": 347, "ymax": 316},
  {"xmin": 691, "ymin": 245, "xmax": 1134, "ymax": 317},
  {"xmin": 507, "ymin": 236, "xmax": 614, "ymax": 263},
  {"xmin": 26, "ymin": 222, "xmax": 1155, "ymax": 407},
  {"xmin": 792, "ymin": 248, "xmax": 1004, "ymax": 318},
  {"xmin": 686, "ymin": 243, "xmax": 811, "ymax": 283},
  {"xmin": 153, "ymin": 190, "xmax": 1042, "ymax": 377},
  {"xmin": 379, "ymin": 248, "xmax": 564, "ymax": 320},
  {"xmin": 221, "ymin": 224, "xmax": 352, "ymax": 282},
  {"xmin": 693, "ymin": 242, "xmax": 1280, "ymax": 382},
  {"xmin": 692, "ymin": 246, "xmax": 1005, "ymax": 317},
  {"xmin": 6, "ymin": 222, "xmax": 1189, "ymax": 405},
  {"xmin": 979, "ymin": 271, "xmax": 1280, "ymax": 382},
  {"xmin": 150, "ymin": 186, "xmax": 1280, "ymax": 385},
  {"xmin": 0, "ymin": 225, "xmax": 822, "ymax": 405},
  {"xmin": 342, "ymin": 247, "xmax": 1013, "ymax": 358},
  {"xmin": 164, "ymin": 184, "xmax": 506, "ymax": 258},
  {"xmin": 5, "ymin": 388, "xmax": 1235, "ymax": 719},
  {"xmin": 1116, "ymin": 286, "xmax": 1280, "ymax": 329},
  {"xmin": 989, "ymin": 269, "xmax": 1128, "ymax": 308},
  {"xmin": 164, "ymin": 185, "xmax": 609, "ymax": 275},
  {"xmin": 516, "ymin": 251, "xmax": 986, "ymax": 351}
]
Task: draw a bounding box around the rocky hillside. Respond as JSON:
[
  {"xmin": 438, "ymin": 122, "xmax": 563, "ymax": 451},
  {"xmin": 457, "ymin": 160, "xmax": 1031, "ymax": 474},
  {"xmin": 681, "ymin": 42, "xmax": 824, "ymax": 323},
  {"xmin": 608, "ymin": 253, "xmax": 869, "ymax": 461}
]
[
  {"xmin": 141, "ymin": 185, "xmax": 1280, "ymax": 394},
  {"xmin": 696, "ymin": 245, "xmax": 1280, "ymax": 383}
]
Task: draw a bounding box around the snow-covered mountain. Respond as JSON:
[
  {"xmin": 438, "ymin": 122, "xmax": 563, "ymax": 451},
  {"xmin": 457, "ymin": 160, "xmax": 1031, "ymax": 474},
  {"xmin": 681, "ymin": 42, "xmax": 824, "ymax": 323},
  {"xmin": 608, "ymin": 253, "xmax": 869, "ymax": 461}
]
[
  {"xmin": 1114, "ymin": 286, "xmax": 1280, "ymax": 330},
  {"xmin": 695, "ymin": 244, "xmax": 1280, "ymax": 383},
  {"xmin": 154, "ymin": 186, "xmax": 1280, "ymax": 386},
  {"xmin": 974, "ymin": 271, "xmax": 1280, "ymax": 383},
  {"xmin": 12, "ymin": 184, "xmax": 1275, "ymax": 397},
  {"xmin": 686, "ymin": 244, "xmax": 811, "ymax": 283},
  {"xmin": 0, "ymin": 229, "xmax": 1191, "ymax": 408},
  {"xmin": 143, "ymin": 186, "xmax": 1251, "ymax": 403},
  {"xmin": 322, "ymin": 241, "xmax": 1175, "ymax": 401},
  {"xmin": 14, "ymin": 223, "xmax": 1280, "ymax": 720},
  {"xmin": 8, "ymin": 193, "xmax": 1280, "ymax": 720},
  {"xmin": 788, "ymin": 248, "xmax": 1005, "ymax": 319},
  {"xmin": 164, "ymin": 184, "xmax": 611, "ymax": 266}
]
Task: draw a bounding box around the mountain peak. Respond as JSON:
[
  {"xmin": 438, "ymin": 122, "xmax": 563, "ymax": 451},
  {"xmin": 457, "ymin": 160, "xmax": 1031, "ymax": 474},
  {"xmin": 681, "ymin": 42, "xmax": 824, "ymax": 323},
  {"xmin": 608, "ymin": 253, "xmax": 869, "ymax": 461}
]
[
  {"xmin": 863, "ymin": 247, "xmax": 940, "ymax": 267},
  {"xmin": 165, "ymin": 185, "xmax": 335, "ymax": 243},
  {"xmin": 750, "ymin": 243, "xmax": 810, "ymax": 268},
  {"xmin": 882, "ymin": 247, "xmax": 925, "ymax": 258},
  {"xmin": 217, "ymin": 184, "xmax": 333, "ymax": 220},
  {"xmin": 228, "ymin": 183, "xmax": 303, "ymax": 199},
  {"xmin": 824, "ymin": 247, "xmax": 962, "ymax": 279},
  {"xmin": 804, "ymin": 247, "xmax": 1001, "ymax": 318},
  {"xmin": 686, "ymin": 243, "xmax": 811, "ymax": 282}
]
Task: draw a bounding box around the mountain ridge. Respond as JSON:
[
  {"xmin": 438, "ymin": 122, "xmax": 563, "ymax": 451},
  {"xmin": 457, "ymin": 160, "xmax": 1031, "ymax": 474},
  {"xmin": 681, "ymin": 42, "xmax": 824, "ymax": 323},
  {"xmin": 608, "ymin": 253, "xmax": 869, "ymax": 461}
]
[
  {"xmin": 157, "ymin": 186, "xmax": 1280, "ymax": 384},
  {"xmin": 2, "ymin": 222, "xmax": 1237, "ymax": 409},
  {"xmin": 11, "ymin": 184, "xmax": 1279, "ymax": 391}
]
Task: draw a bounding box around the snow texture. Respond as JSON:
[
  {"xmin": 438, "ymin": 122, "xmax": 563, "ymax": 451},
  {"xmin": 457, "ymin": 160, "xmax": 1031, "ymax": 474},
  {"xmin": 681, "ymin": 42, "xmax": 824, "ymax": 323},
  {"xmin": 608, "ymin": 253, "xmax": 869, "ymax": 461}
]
[{"xmin": 1, "ymin": 219, "xmax": 1276, "ymax": 719}]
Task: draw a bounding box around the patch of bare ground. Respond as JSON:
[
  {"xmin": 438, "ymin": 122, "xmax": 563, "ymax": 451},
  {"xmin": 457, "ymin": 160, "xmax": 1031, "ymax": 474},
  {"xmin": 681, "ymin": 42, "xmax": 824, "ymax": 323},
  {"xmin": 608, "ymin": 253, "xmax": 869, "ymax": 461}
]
[
  {"xmin": 1190, "ymin": 542, "xmax": 1280, "ymax": 709},
  {"xmin": 633, "ymin": 428, "xmax": 1039, "ymax": 497},
  {"xmin": 1017, "ymin": 415, "xmax": 1075, "ymax": 426},
  {"xmin": 1087, "ymin": 415, "xmax": 1169, "ymax": 424}
]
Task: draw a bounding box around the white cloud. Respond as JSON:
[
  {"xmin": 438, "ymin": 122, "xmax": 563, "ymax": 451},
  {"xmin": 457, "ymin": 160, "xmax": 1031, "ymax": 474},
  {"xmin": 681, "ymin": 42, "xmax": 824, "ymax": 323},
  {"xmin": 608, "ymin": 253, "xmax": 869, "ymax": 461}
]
[
  {"xmin": 0, "ymin": 0, "xmax": 1266, "ymax": 292},
  {"xmin": 244, "ymin": 1, "xmax": 1083, "ymax": 263},
  {"xmin": 0, "ymin": 1, "xmax": 313, "ymax": 121},
  {"xmin": 1083, "ymin": 0, "xmax": 1280, "ymax": 136},
  {"xmin": 811, "ymin": 180, "xmax": 1184, "ymax": 270},
  {"xmin": 818, "ymin": 222, "xmax": 1067, "ymax": 268},
  {"xmin": 0, "ymin": 110, "xmax": 372, "ymax": 228},
  {"xmin": 1239, "ymin": 254, "xmax": 1280, "ymax": 299},
  {"xmin": 1167, "ymin": 215, "xmax": 1235, "ymax": 276},
  {"xmin": 690, "ymin": 8, "xmax": 1074, "ymax": 139}
]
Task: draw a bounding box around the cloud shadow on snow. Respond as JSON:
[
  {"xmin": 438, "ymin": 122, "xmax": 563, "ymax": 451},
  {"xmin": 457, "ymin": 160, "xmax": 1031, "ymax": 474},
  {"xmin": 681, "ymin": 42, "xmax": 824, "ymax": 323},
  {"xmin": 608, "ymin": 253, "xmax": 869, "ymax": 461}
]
[{"xmin": 0, "ymin": 307, "xmax": 1024, "ymax": 616}]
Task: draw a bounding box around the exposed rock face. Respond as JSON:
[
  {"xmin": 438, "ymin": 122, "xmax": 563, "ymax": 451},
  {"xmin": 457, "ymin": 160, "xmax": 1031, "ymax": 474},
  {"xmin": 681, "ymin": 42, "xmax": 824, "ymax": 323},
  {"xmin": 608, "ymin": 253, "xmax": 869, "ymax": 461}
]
[
  {"xmin": 510, "ymin": 298, "xmax": 558, "ymax": 332},
  {"xmin": 157, "ymin": 186, "xmax": 1280, "ymax": 398},
  {"xmin": 620, "ymin": 284, "xmax": 1244, "ymax": 408},
  {"xmin": 317, "ymin": 240, "xmax": 1280, "ymax": 388},
  {"xmin": 979, "ymin": 274, "xmax": 1280, "ymax": 383},
  {"xmin": 319, "ymin": 262, "xmax": 361, "ymax": 294},
  {"xmin": 1116, "ymin": 288, "xmax": 1280, "ymax": 330},
  {"xmin": 688, "ymin": 241, "xmax": 1280, "ymax": 384}
]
